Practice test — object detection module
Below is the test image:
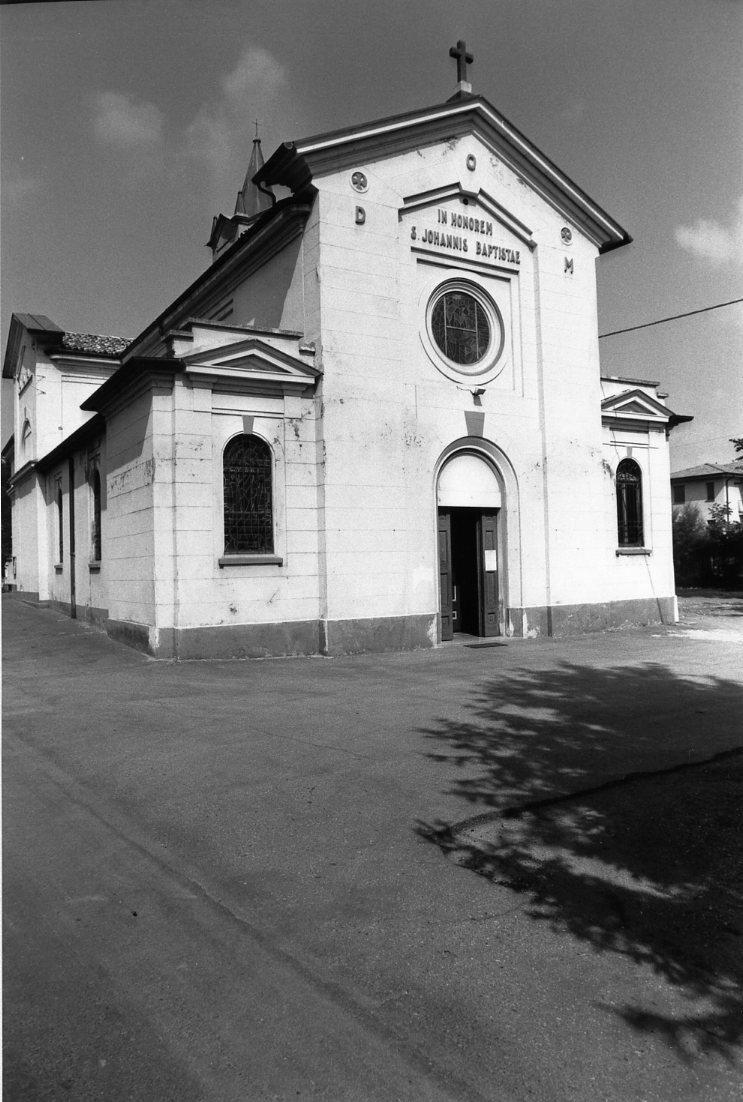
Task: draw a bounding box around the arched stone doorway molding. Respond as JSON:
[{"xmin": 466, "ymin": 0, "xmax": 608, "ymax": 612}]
[{"xmin": 434, "ymin": 439, "xmax": 521, "ymax": 641}]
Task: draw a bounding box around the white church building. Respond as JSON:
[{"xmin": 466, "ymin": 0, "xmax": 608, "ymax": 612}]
[{"xmin": 4, "ymin": 50, "xmax": 690, "ymax": 658}]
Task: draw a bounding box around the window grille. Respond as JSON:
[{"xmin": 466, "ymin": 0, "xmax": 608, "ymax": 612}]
[
  {"xmin": 56, "ymin": 486, "xmax": 64, "ymax": 562},
  {"xmin": 223, "ymin": 435, "xmax": 274, "ymax": 554},
  {"xmin": 91, "ymin": 470, "xmax": 102, "ymax": 561},
  {"xmin": 616, "ymin": 459, "xmax": 644, "ymax": 546}
]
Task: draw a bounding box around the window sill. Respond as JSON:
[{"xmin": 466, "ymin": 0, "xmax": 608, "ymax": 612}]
[
  {"xmin": 219, "ymin": 554, "xmax": 283, "ymax": 567},
  {"xmin": 89, "ymin": 561, "xmax": 101, "ymax": 573},
  {"xmin": 54, "ymin": 563, "xmax": 63, "ymax": 573},
  {"xmin": 616, "ymin": 548, "xmax": 652, "ymax": 556}
]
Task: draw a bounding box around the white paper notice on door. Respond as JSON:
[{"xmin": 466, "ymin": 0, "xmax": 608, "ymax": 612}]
[{"xmin": 484, "ymin": 549, "xmax": 498, "ymax": 572}]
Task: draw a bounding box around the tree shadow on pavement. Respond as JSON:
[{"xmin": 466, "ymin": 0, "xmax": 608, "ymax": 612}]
[{"xmin": 415, "ymin": 661, "xmax": 743, "ymax": 1063}]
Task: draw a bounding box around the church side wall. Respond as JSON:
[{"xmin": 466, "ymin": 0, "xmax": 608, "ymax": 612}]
[
  {"xmin": 281, "ymin": 203, "xmax": 322, "ymax": 342},
  {"xmin": 119, "ymin": 367, "xmax": 324, "ymax": 659},
  {"xmin": 601, "ymin": 424, "xmax": 676, "ymax": 613},
  {"xmin": 152, "ymin": 205, "xmax": 327, "ymax": 659},
  {"xmin": 139, "ymin": 239, "xmax": 306, "ymax": 358},
  {"xmin": 9, "ymin": 474, "xmax": 44, "ymax": 600},
  {"xmin": 220, "ymin": 237, "xmax": 303, "ymax": 330},
  {"xmin": 42, "ymin": 439, "xmax": 109, "ymax": 624},
  {"xmin": 16, "ymin": 347, "xmax": 113, "ymax": 467},
  {"xmin": 103, "ymin": 388, "xmax": 160, "ymax": 649},
  {"xmin": 20, "ymin": 349, "xmax": 63, "ymax": 461}
]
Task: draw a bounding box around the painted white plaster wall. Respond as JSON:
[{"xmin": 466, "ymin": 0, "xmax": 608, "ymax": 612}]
[
  {"xmin": 104, "ymin": 388, "xmax": 159, "ymax": 628},
  {"xmin": 602, "ymin": 426, "xmax": 676, "ymax": 602},
  {"xmin": 9, "ymin": 327, "xmax": 117, "ymax": 601},
  {"xmin": 163, "ymin": 376, "xmax": 323, "ymax": 631},
  {"xmin": 9, "ymin": 474, "xmax": 45, "ymax": 597},
  {"xmin": 215, "ymin": 237, "xmax": 304, "ymax": 330},
  {"xmin": 308, "ymin": 130, "xmax": 634, "ymax": 628},
  {"xmin": 14, "ymin": 348, "xmax": 114, "ymax": 466}
]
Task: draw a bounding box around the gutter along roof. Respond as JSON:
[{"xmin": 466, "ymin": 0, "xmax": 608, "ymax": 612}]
[
  {"xmin": 255, "ymin": 95, "xmax": 631, "ymax": 254},
  {"xmin": 81, "ymin": 358, "xmax": 185, "ymax": 414}
]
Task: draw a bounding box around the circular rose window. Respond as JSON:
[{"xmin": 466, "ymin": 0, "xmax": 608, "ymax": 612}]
[{"xmin": 426, "ymin": 281, "xmax": 504, "ymax": 378}]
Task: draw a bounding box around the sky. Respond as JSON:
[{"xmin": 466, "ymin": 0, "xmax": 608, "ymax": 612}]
[{"xmin": 2, "ymin": 0, "xmax": 741, "ymax": 469}]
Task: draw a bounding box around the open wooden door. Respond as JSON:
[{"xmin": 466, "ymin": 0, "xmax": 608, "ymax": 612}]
[
  {"xmin": 478, "ymin": 511, "xmax": 499, "ymax": 636},
  {"xmin": 437, "ymin": 509, "xmax": 454, "ymax": 641}
]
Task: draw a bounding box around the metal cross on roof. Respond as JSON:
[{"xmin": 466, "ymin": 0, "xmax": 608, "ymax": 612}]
[{"xmin": 449, "ymin": 40, "xmax": 473, "ymax": 84}]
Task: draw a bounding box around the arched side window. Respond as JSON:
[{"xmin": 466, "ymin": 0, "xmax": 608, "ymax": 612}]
[
  {"xmin": 616, "ymin": 459, "xmax": 644, "ymax": 547},
  {"xmin": 223, "ymin": 434, "xmax": 274, "ymax": 555},
  {"xmin": 91, "ymin": 469, "xmax": 102, "ymax": 562},
  {"xmin": 56, "ymin": 485, "xmax": 64, "ymax": 563}
]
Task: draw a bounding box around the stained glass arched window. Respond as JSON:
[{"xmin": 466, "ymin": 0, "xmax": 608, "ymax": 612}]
[
  {"xmin": 223, "ymin": 434, "xmax": 274, "ymax": 554},
  {"xmin": 616, "ymin": 459, "xmax": 644, "ymax": 547}
]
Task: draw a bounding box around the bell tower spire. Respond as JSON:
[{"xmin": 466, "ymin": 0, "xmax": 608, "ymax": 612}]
[
  {"xmin": 208, "ymin": 120, "xmax": 275, "ymax": 261},
  {"xmin": 235, "ymin": 121, "xmax": 273, "ymax": 218}
]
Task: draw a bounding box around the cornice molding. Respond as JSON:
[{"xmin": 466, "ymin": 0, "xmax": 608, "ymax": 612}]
[{"xmin": 258, "ymin": 97, "xmax": 630, "ymax": 253}]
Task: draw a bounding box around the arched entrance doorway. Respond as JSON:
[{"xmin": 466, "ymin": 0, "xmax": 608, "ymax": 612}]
[{"xmin": 437, "ymin": 451, "xmax": 503, "ymax": 640}]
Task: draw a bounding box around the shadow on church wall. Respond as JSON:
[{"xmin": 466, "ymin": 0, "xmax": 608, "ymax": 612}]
[{"xmin": 415, "ymin": 660, "xmax": 743, "ymax": 1062}]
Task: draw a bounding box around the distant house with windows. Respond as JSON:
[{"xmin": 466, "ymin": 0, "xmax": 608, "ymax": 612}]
[{"xmin": 670, "ymin": 463, "xmax": 743, "ymax": 523}]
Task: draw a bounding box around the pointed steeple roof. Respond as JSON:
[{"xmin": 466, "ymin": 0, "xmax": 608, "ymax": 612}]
[{"xmin": 235, "ymin": 136, "xmax": 274, "ymax": 218}]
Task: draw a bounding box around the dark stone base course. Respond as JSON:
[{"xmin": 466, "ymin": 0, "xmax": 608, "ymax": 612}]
[
  {"xmin": 34, "ymin": 598, "xmax": 110, "ymax": 628},
  {"xmin": 511, "ymin": 596, "xmax": 677, "ymax": 638},
  {"xmin": 15, "ymin": 590, "xmax": 41, "ymax": 604},
  {"xmin": 82, "ymin": 604, "xmax": 108, "ymax": 628},
  {"xmin": 321, "ymin": 614, "xmax": 437, "ymax": 657},
  {"xmin": 106, "ymin": 618, "xmax": 153, "ymax": 656},
  {"xmin": 172, "ymin": 619, "xmax": 321, "ymax": 661},
  {"xmin": 48, "ymin": 598, "xmax": 72, "ymax": 616},
  {"xmin": 11, "ymin": 593, "xmax": 678, "ymax": 657},
  {"xmin": 157, "ymin": 614, "xmax": 437, "ymax": 659}
]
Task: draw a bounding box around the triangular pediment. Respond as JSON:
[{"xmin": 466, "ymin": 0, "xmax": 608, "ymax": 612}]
[
  {"xmin": 257, "ymin": 96, "xmax": 630, "ymax": 253},
  {"xmin": 182, "ymin": 337, "xmax": 320, "ymax": 395},
  {"xmin": 601, "ymin": 389, "xmax": 672, "ymax": 422}
]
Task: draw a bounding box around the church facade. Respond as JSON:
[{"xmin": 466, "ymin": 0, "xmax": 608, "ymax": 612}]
[{"xmin": 4, "ymin": 78, "xmax": 689, "ymax": 658}]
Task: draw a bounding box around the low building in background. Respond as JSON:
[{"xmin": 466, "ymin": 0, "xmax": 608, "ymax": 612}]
[{"xmin": 671, "ymin": 464, "xmax": 743, "ymax": 524}]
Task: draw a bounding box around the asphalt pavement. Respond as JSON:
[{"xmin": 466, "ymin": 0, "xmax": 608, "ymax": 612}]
[{"xmin": 3, "ymin": 592, "xmax": 742, "ymax": 1101}]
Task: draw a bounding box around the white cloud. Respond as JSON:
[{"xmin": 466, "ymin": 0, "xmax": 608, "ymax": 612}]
[
  {"xmin": 185, "ymin": 45, "xmax": 289, "ymax": 205},
  {"xmin": 88, "ymin": 45, "xmax": 290, "ymax": 206},
  {"xmin": 675, "ymin": 196, "xmax": 743, "ymax": 266},
  {"xmin": 93, "ymin": 91, "xmax": 164, "ymax": 148},
  {"xmin": 221, "ymin": 45, "xmax": 288, "ymax": 110}
]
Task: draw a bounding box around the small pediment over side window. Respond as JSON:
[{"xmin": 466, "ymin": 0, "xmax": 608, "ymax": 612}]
[
  {"xmin": 176, "ymin": 327, "xmax": 320, "ymax": 397},
  {"xmin": 601, "ymin": 388, "xmax": 674, "ymax": 427}
]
